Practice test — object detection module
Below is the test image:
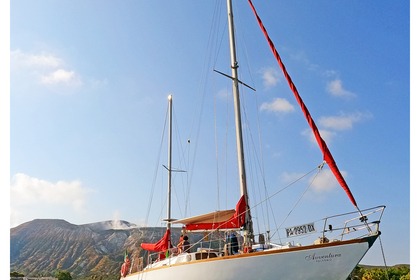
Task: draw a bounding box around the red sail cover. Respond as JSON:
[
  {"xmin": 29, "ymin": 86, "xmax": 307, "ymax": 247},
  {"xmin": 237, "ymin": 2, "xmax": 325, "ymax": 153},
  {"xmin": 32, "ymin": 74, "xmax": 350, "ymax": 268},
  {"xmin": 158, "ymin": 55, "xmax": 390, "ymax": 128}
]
[
  {"xmin": 141, "ymin": 229, "xmax": 171, "ymax": 252},
  {"xmin": 248, "ymin": 0, "xmax": 358, "ymax": 207},
  {"xmin": 184, "ymin": 195, "xmax": 247, "ymax": 231}
]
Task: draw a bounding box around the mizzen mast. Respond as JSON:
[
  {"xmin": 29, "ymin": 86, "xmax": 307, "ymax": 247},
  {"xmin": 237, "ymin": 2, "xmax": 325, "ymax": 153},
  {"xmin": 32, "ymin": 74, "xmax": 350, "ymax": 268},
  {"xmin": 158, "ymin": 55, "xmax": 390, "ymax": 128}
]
[{"xmin": 166, "ymin": 94, "xmax": 173, "ymax": 232}]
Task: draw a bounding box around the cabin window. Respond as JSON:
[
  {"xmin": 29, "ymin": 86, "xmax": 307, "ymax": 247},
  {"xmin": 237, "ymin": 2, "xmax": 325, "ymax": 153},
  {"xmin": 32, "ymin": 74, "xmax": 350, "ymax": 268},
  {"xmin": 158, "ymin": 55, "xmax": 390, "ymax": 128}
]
[{"xmin": 195, "ymin": 252, "xmax": 218, "ymax": 260}]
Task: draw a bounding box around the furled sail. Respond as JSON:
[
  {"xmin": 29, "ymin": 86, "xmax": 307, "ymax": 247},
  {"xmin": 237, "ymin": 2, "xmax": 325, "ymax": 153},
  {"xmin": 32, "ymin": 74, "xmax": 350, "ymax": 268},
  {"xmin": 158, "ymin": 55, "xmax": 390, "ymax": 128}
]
[
  {"xmin": 141, "ymin": 229, "xmax": 171, "ymax": 252},
  {"xmin": 248, "ymin": 0, "xmax": 358, "ymax": 207},
  {"xmin": 174, "ymin": 195, "xmax": 247, "ymax": 231}
]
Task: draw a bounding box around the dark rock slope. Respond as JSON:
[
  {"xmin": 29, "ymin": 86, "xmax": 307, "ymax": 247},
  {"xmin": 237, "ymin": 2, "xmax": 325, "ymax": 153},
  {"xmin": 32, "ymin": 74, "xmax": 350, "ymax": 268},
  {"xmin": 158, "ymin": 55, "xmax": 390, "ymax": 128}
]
[{"xmin": 10, "ymin": 219, "xmax": 179, "ymax": 279}]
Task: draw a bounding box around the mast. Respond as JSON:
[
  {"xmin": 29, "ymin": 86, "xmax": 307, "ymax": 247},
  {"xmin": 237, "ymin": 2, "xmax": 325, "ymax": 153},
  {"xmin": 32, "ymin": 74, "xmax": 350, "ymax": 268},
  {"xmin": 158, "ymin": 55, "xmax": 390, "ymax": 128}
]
[
  {"xmin": 226, "ymin": 0, "xmax": 254, "ymax": 244},
  {"xmin": 166, "ymin": 94, "xmax": 173, "ymax": 232},
  {"xmin": 165, "ymin": 93, "xmax": 173, "ymax": 253}
]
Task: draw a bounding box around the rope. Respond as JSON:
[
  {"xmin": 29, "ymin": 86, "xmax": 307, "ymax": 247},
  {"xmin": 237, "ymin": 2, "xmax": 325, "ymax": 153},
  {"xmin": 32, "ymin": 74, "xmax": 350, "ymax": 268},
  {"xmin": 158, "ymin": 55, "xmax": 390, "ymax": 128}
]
[{"xmin": 379, "ymin": 235, "xmax": 390, "ymax": 280}]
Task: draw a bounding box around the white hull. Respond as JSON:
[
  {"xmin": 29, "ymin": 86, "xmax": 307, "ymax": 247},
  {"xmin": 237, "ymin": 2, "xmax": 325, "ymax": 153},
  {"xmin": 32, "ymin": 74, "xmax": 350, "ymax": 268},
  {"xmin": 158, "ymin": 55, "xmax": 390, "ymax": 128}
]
[{"xmin": 122, "ymin": 235, "xmax": 377, "ymax": 280}]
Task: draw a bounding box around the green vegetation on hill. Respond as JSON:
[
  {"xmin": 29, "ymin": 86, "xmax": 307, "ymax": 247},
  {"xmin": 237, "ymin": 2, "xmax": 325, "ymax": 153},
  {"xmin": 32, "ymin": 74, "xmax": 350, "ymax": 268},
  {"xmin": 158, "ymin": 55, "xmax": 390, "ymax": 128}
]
[{"xmin": 347, "ymin": 264, "xmax": 410, "ymax": 280}]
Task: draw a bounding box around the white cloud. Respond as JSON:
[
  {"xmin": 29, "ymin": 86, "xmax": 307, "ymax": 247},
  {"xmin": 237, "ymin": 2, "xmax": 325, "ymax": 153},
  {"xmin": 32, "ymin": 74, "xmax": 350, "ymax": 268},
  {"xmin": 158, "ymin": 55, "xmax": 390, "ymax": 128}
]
[
  {"xmin": 310, "ymin": 170, "xmax": 344, "ymax": 193},
  {"xmin": 260, "ymin": 97, "xmax": 294, "ymax": 114},
  {"xmin": 300, "ymin": 112, "xmax": 372, "ymax": 145},
  {"xmin": 11, "ymin": 49, "xmax": 83, "ymax": 90},
  {"xmin": 326, "ymin": 79, "xmax": 356, "ymax": 99},
  {"xmin": 318, "ymin": 112, "xmax": 372, "ymax": 131},
  {"xmin": 280, "ymin": 169, "xmax": 341, "ymax": 194},
  {"xmin": 11, "ymin": 49, "xmax": 63, "ymax": 69},
  {"xmin": 41, "ymin": 69, "xmax": 82, "ymax": 87},
  {"xmin": 10, "ymin": 173, "xmax": 92, "ymax": 227},
  {"xmin": 261, "ymin": 67, "xmax": 281, "ymax": 89}
]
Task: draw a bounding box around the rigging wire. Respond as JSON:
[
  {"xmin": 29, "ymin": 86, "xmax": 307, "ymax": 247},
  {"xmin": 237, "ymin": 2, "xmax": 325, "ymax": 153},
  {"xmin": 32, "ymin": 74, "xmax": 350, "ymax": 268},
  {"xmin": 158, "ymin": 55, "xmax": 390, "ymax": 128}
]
[
  {"xmin": 144, "ymin": 104, "xmax": 169, "ymax": 227},
  {"xmin": 181, "ymin": 0, "xmax": 226, "ymax": 218},
  {"xmin": 273, "ymin": 162, "xmax": 325, "ymax": 240},
  {"xmin": 212, "ymin": 1, "xmax": 228, "ymax": 71},
  {"xmin": 252, "ymin": 93, "xmax": 272, "ymax": 242},
  {"xmin": 213, "ymin": 83, "xmax": 221, "ymax": 211},
  {"xmin": 379, "ymin": 235, "xmax": 390, "ymax": 280},
  {"xmin": 171, "ymin": 105, "xmax": 190, "ymax": 218},
  {"xmin": 235, "ymin": 65, "xmax": 326, "ymax": 242},
  {"xmin": 237, "ymin": 78, "xmax": 281, "ymax": 241},
  {"xmin": 247, "ymin": 163, "xmax": 324, "ymax": 242}
]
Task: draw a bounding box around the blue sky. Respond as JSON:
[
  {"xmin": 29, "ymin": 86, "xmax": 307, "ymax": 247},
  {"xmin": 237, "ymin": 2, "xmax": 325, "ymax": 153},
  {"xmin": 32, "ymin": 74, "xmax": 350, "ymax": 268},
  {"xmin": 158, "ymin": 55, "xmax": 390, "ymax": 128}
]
[{"xmin": 4, "ymin": 0, "xmax": 412, "ymax": 268}]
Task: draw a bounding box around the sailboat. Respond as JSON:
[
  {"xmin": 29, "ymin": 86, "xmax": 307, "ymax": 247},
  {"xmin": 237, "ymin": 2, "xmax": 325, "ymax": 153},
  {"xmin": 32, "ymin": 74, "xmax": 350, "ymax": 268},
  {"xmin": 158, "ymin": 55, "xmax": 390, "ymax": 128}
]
[{"xmin": 120, "ymin": 1, "xmax": 385, "ymax": 279}]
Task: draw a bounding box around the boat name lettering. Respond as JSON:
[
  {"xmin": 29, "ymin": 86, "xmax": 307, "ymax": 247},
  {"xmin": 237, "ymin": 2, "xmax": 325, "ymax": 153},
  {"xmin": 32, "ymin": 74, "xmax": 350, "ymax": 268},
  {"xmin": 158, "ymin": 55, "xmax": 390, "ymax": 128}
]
[
  {"xmin": 305, "ymin": 252, "xmax": 342, "ymax": 262},
  {"xmin": 285, "ymin": 223, "xmax": 316, "ymax": 237}
]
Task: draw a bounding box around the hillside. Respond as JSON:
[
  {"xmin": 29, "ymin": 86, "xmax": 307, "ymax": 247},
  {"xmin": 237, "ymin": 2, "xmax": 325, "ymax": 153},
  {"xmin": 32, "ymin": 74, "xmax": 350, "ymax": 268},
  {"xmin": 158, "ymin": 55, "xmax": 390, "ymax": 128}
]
[{"xmin": 10, "ymin": 219, "xmax": 181, "ymax": 279}]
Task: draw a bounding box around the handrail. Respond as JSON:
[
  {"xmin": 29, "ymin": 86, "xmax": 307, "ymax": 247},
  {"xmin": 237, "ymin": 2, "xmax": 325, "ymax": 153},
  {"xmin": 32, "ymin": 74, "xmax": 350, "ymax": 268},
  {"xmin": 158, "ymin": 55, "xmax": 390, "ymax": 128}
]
[{"xmin": 321, "ymin": 205, "xmax": 385, "ymax": 241}]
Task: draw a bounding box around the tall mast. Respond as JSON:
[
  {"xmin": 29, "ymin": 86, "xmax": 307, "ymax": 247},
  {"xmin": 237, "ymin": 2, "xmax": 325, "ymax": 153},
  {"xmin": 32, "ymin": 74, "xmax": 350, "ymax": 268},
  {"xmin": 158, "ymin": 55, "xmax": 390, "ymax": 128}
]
[
  {"xmin": 166, "ymin": 94, "xmax": 173, "ymax": 232},
  {"xmin": 226, "ymin": 0, "xmax": 253, "ymax": 243}
]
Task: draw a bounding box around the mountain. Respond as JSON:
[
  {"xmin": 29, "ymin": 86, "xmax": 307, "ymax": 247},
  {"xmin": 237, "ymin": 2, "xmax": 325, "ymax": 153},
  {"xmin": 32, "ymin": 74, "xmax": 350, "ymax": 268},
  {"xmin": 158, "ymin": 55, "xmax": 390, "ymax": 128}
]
[{"xmin": 10, "ymin": 219, "xmax": 182, "ymax": 280}]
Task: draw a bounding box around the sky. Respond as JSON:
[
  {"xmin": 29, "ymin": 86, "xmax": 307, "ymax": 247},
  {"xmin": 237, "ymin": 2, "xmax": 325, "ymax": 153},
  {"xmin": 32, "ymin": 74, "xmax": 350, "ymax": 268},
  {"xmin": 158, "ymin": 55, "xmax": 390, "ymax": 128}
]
[{"xmin": 4, "ymin": 0, "xmax": 413, "ymax": 270}]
